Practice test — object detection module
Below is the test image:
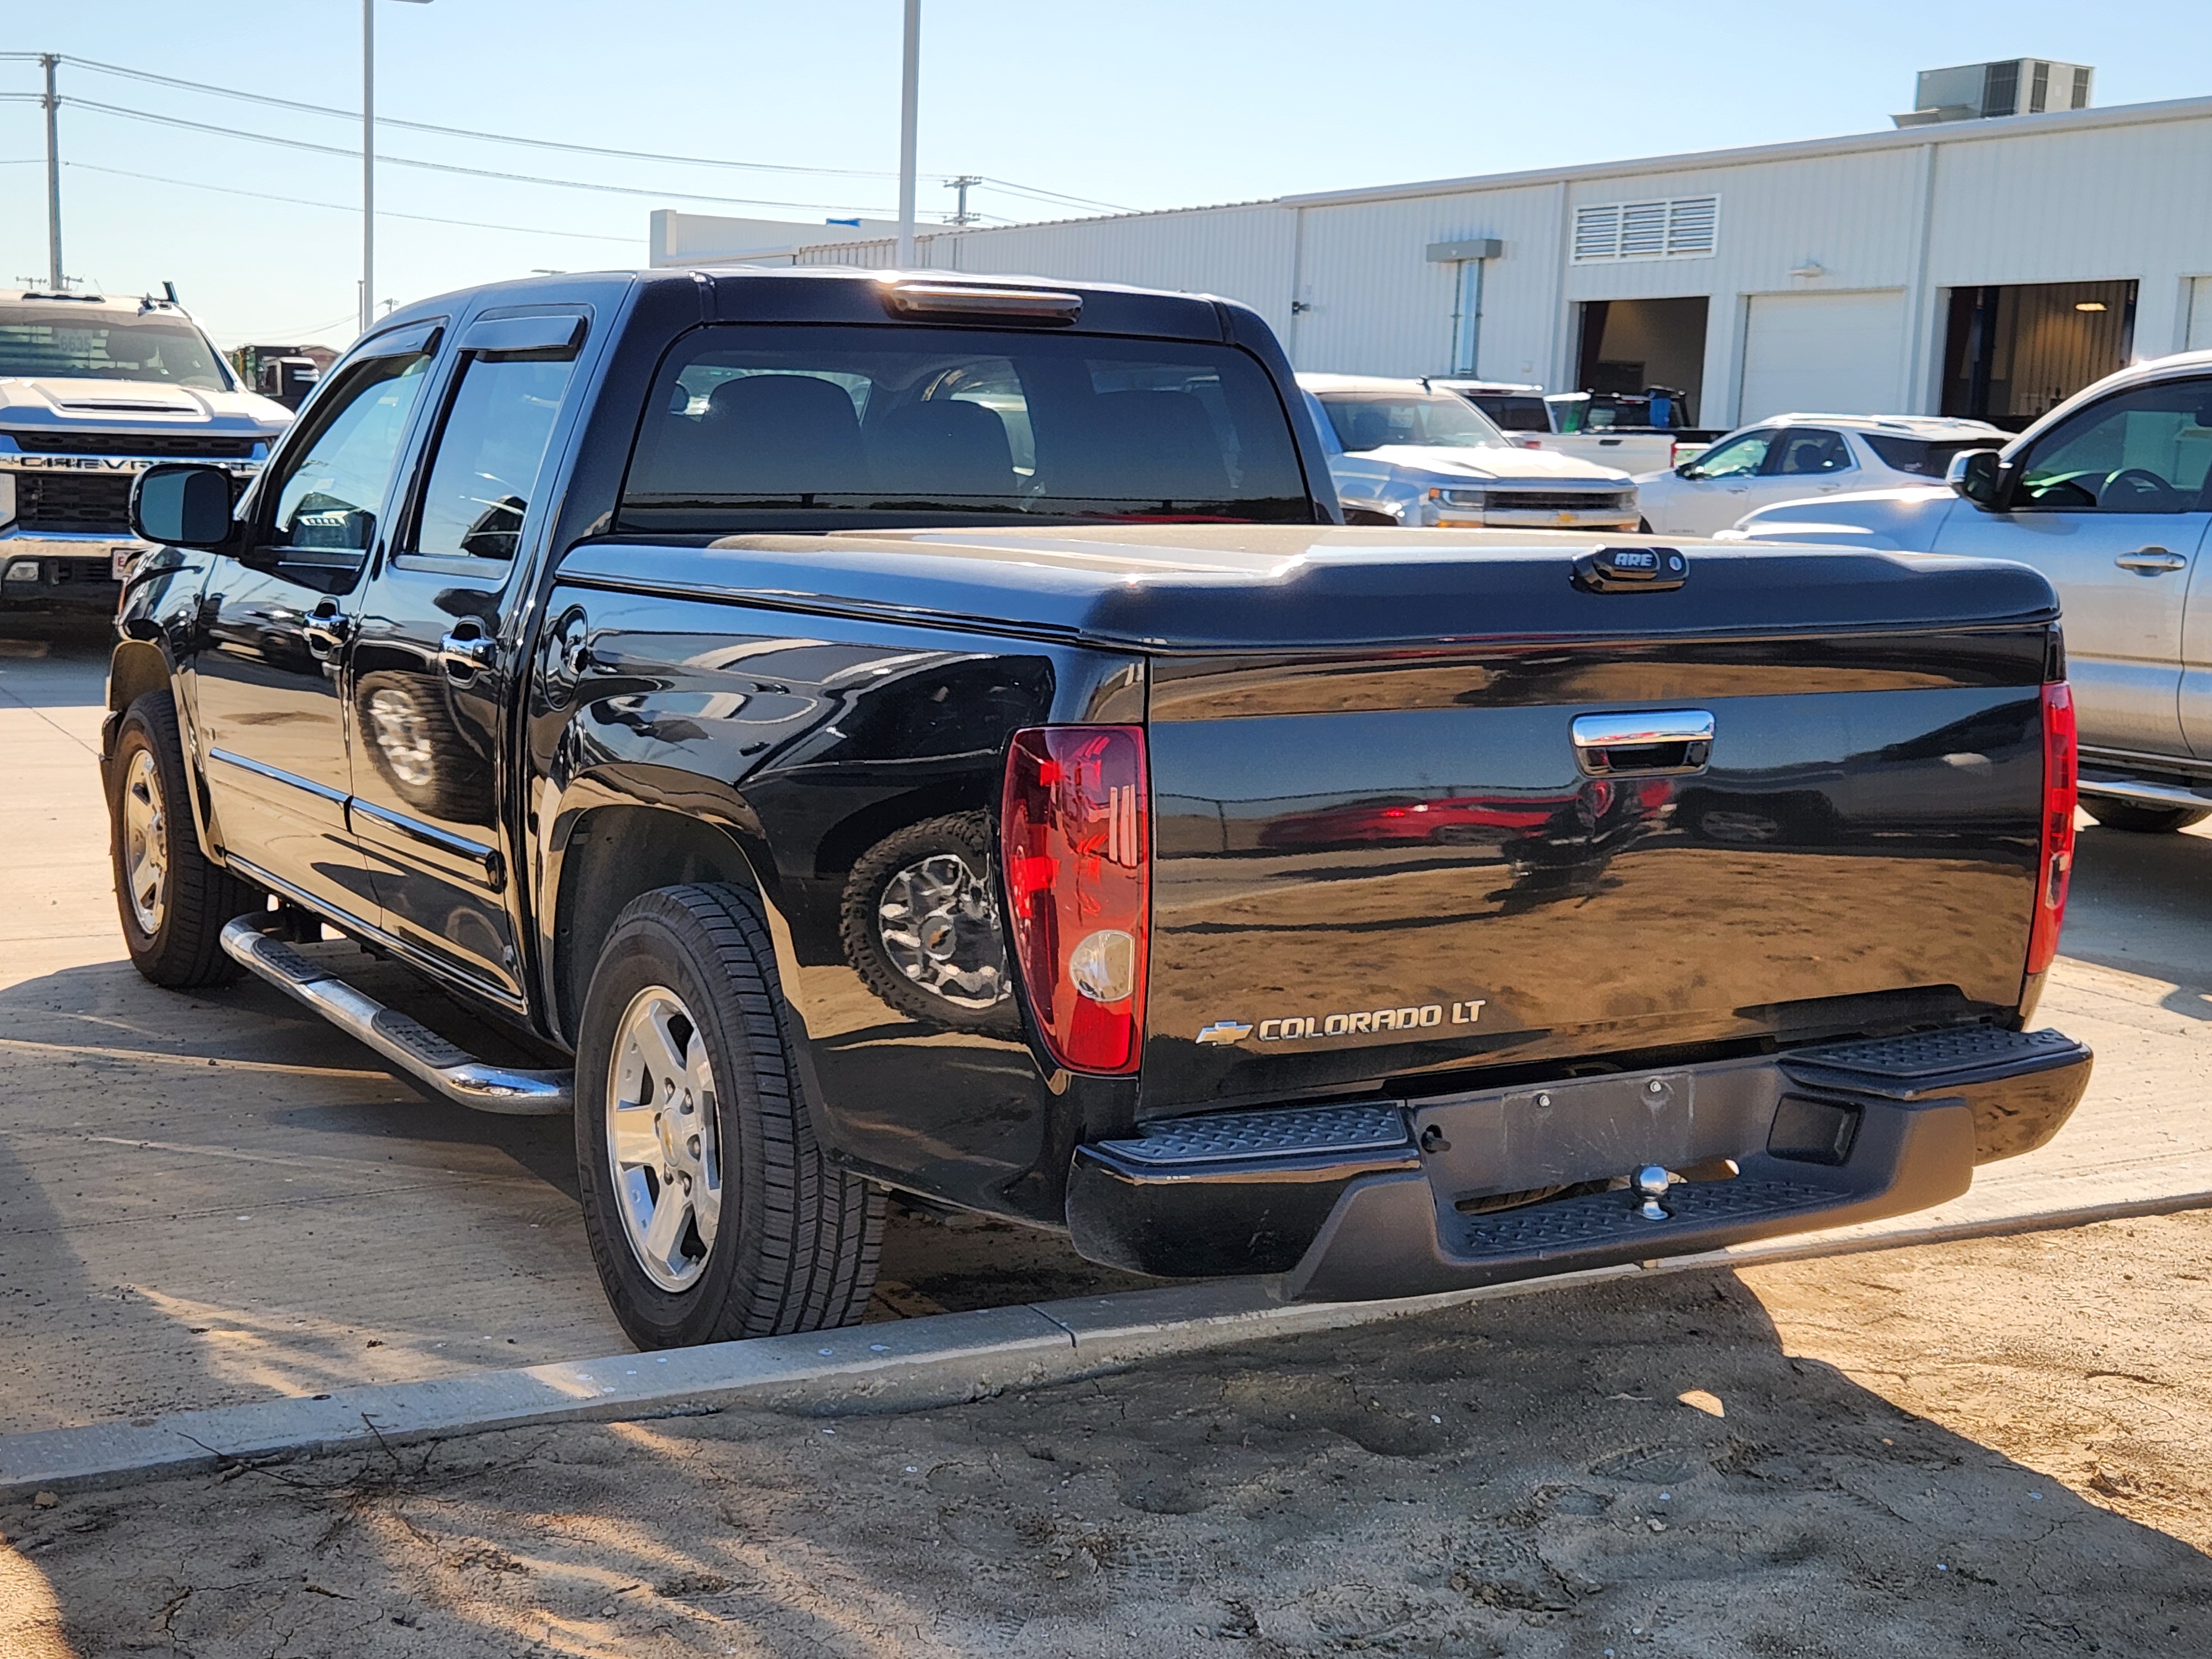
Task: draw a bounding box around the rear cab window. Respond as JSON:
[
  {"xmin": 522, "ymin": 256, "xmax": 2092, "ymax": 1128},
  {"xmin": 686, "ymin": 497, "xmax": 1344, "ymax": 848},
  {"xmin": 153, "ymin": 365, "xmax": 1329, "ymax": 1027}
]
[{"xmin": 617, "ymin": 325, "xmax": 1313, "ymax": 533}]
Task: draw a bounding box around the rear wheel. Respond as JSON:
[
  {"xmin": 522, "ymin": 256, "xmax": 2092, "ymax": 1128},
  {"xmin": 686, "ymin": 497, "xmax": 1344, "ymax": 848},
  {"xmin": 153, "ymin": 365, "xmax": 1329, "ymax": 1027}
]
[
  {"xmin": 575, "ymin": 883, "xmax": 884, "ymax": 1348},
  {"xmin": 2080, "ymin": 796, "xmax": 2210, "ymax": 834},
  {"xmin": 108, "ymin": 691, "xmax": 253, "ymax": 988}
]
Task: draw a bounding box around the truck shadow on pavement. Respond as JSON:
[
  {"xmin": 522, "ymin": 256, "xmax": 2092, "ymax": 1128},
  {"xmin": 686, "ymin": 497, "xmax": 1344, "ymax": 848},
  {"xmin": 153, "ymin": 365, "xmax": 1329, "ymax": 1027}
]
[
  {"xmin": 10, "ymin": 1225, "xmax": 2212, "ymax": 1657},
  {"xmin": 2059, "ymin": 823, "xmax": 2212, "ymax": 1020}
]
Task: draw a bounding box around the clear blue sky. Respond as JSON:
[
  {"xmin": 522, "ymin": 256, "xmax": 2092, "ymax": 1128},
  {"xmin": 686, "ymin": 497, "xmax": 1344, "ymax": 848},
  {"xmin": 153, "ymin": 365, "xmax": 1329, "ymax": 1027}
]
[{"xmin": 2, "ymin": 1, "xmax": 2206, "ymax": 350}]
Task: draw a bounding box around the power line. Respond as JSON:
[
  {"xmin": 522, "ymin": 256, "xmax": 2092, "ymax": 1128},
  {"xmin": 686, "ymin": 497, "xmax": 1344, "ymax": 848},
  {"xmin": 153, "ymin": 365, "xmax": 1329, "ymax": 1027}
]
[
  {"xmin": 64, "ymin": 98, "xmax": 905, "ymax": 215},
  {"xmin": 61, "ymin": 53, "xmax": 933, "ymax": 184},
  {"xmin": 66, "ymin": 161, "xmax": 641, "ymax": 246},
  {"xmin": 40, "ymin": 54, "xmax": 1133, "ymax": 221}
]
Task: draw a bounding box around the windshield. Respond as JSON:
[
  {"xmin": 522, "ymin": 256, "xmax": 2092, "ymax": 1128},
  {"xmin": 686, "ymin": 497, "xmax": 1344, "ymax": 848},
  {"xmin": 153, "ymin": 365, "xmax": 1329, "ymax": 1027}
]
[
  {"xmin": 0, "ymin": 306, "xmax": 229, "ymax": 390},
  {"xmin": 619, "ymin": 324, "xmax": 1312, "ymax": 532},
  {"xmin": 1316, "ymin": 393, "xmax": 1504, "ymax": 452}
]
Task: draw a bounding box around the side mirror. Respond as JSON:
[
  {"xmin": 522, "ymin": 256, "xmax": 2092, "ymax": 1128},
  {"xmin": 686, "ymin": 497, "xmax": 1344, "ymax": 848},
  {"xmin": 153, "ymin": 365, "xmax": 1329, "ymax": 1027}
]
[
  {"xmin": 132, "ymin": 464, "xmax": 235, "ymax": 548},
  {"xmin": 1949, "ymin": 447, "xmax": 2003, "ymax": 508}
]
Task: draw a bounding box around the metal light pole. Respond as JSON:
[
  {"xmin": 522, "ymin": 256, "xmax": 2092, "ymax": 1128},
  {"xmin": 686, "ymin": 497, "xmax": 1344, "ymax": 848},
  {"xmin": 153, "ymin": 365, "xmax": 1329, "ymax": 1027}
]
[
  {"xmin": 895, "ymin": 0, "xmax": 920, "ymax": 268},
  {"xmin": 40, "ymin": 54, "xmax": 61, "ymax": 291},
  {"xmin": 364, "ymin": 0, "xmax": 433, "ymax": 337}
]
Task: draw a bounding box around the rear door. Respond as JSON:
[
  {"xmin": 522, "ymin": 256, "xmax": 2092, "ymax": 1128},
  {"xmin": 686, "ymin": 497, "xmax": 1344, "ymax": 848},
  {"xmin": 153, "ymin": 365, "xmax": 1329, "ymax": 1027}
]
[
  {"xmin": 1935, "ymin": 376, "xmax": 2212, "ymax": 758},
  {"xmin": 191, "ymin": 324, "xmax": 440, "ymax": 921},
  {"xmin": 344, "ymin": 309, "xmax": 588, "ymax": 999}
]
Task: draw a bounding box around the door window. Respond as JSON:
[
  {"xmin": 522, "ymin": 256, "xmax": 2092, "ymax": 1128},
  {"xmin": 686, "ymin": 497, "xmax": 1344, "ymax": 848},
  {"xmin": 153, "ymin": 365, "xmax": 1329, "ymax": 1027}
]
[
  {"xmin": 267, "ymin": 353, "xmax": 432, "ymax": 552},
  {"xmin": 409, "ymin": 355, "xmax": 578, "ymax": 561},
  {"xmin": 2015, "ymin": 380, "xmax": 2212, "ymax": 513},
  {"xmin": 1680, "ymin": 429, "xmax": 1774, "ymax": 479},
  {"xmin": 1766, "ymin": 428, "xmax": 1854, "ymax": 477}
]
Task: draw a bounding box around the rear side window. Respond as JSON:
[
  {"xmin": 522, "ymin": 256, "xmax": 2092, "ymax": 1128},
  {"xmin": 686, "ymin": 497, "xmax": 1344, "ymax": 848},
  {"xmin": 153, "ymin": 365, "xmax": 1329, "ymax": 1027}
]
[
  {"xmin": 1472, "ymin": 395, "xmax": 1551, "ymax": 433},
  {"xmin": 618, "ymin": 325, "xmax": 1311, "ymax": 532},
  {"xmin": 1861, "ymin": 433, "xmax": 2003, "ymax": 477}
]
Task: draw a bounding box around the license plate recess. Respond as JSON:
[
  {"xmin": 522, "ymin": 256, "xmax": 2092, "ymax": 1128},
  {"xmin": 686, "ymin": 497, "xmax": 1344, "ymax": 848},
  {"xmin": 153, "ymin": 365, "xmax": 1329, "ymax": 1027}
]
[{"xmin": 1410, "ymin": 1059, "xmax": 1787, "ymax": 1207}]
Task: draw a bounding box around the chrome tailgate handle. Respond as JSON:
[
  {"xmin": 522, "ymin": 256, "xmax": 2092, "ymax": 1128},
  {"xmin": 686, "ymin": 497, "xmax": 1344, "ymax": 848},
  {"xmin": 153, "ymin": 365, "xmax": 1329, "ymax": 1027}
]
[{"xmin": 1572, "ymin": 709, "xmax": 1714, "ymax": 775}]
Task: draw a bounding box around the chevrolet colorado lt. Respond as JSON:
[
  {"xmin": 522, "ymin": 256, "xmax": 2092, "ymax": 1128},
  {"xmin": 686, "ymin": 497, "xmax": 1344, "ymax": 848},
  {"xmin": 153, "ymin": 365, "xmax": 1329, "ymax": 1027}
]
[
  {"xmin": 0, "ymin": 288, "xmax": 289, "ymax": 613},
  {"xmin": 102, "ymin": 266, "xmax": 2091, "ymax": 1347}
]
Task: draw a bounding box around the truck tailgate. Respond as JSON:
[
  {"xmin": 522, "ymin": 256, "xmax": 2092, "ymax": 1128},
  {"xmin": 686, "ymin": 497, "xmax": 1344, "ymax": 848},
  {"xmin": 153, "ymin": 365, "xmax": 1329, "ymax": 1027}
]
[{"xmin": 1140, "ymin": 629, "xmax": 2050, "ymax": 1112}]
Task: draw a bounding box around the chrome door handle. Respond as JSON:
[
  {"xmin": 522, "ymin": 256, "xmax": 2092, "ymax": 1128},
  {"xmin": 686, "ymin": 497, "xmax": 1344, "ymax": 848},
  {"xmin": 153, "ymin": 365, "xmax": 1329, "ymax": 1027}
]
[
  {"xmin": 1572, "ymin": 709, "xmax": 1714, "ymax": 775},
  {"xmin": 302, "ymin": 604, "xmax": 354, "ymax": 659},
  {"xmin": 439, "ymin": 625, "xmax": 498, "ymax": 682},
  {"xmin": 2115, "ymin": 548, "xmax": 2188, "ymax": 573}
]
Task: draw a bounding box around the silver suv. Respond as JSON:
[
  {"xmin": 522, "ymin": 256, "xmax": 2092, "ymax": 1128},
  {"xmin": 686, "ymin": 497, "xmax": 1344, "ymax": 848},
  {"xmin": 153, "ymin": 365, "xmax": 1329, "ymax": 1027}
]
[{"xmin": 1726, "ymin": 352, "xmax": 2212, "ymax": 833}]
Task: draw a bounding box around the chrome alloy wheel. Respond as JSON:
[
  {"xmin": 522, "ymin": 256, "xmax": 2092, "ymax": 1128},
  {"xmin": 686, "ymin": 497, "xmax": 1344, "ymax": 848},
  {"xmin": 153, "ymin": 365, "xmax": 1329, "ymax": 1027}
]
[
  {"xmin": 606, "ymin": 986, "xmax": 722, "ymax": 1292},
  {"xmin": 876, "ymin": 852, "xmax": 1009, "ymax": 1010},
  {"xmin": 121, "ymin": 747, "xmax": 169, "ymax": 937},
  {"xmin": 365, "ymin": 685, "xmax": 437, "ymax": 787}
]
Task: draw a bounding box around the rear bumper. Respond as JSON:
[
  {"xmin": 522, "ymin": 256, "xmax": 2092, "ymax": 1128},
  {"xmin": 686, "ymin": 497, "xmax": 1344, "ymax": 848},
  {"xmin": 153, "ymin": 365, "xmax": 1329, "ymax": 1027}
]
[{"xmin": 1067, "ymin": 1026, "xmax": 2091, "ymax": 1300}]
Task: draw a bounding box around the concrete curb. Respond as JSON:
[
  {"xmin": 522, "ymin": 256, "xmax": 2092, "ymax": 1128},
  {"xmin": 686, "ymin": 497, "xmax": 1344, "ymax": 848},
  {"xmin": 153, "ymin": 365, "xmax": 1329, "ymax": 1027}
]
[{"xmin": 6, "ymin": 1184, "xmax": 2209, "ymax": 1501}]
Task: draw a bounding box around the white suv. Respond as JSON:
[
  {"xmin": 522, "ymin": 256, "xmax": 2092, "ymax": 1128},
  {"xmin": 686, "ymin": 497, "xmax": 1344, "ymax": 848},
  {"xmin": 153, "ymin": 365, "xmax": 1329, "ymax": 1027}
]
[{"xmin": 1634, "ymin": 414, "xmax": 2006, "ymax": 538}]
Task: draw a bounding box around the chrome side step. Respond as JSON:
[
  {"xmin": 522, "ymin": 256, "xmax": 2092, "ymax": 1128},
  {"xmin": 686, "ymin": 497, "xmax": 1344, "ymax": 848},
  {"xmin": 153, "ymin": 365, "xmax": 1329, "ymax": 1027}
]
[
  {"xmin": 220, "ymin": 917, "xmax": 572, "ymax": 1115},
  {"xmin": 2078, "ymin": 772, "xmax": 2212, "ymax": 812}
]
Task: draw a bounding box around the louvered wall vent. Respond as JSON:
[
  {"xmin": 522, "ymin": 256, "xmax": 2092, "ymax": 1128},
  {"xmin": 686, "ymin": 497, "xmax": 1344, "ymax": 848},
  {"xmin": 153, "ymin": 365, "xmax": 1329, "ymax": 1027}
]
[{"xmin": 1572, "ymin": 195, "xmax": 1720, "ymax": 264}]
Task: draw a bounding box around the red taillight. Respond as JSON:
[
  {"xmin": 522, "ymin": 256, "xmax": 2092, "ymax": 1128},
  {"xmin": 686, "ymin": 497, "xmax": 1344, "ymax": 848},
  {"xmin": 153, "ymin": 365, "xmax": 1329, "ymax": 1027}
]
[
  {"xmin": 1000, "ymin": 726, "xmax": 1149, "ymax": 1074},
  {"xmin": 2027, "ymin": 681, "xmax": 2077, "ymax": 977}
]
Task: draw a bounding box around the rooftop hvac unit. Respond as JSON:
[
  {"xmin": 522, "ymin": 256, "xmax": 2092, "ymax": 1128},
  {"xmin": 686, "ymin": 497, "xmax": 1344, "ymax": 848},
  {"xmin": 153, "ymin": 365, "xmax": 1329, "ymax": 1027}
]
[{"xmin": 1893, "ymin": 60, "xmax": 2092, "ymax": 127}]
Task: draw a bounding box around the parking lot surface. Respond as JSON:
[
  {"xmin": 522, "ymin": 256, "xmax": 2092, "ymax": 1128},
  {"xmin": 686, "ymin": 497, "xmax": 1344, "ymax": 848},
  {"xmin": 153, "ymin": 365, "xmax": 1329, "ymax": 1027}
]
[
  {"xmin": 8, "ymin": 1208, "xmax": 2212, "ymax": 1657},
  {"xmin": 2, "ymin": 617, "xmax": 2208, "ymax": 1438}
]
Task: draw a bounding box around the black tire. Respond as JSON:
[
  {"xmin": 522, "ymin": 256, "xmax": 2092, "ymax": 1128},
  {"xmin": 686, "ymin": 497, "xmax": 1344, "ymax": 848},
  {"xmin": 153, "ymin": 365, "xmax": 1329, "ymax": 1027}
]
[
  {"xmin": 576, "ymin": 883, "xmax": 884, "ymax": 1348},
  {"xmin": 1637, "ymin": 518, "xmax": 1655, "ymax": 534},
  {"xmin": 108, "ymin": 690, "xmax": 254, "ymax": 988},
  {"xmin": 2080, "ymin": 796, "xmax": 2211, "ymax": 834},
  {"xmin": 353, "ymin": 669, "xmax": 478, "ymax": 819},
  {"xmin": 1343, "ymin": 509, "xmax": 1397, "ymax": 526},
  {"xmin": 839, "ymin": 813, "xmax": 1020, "ymax": 1036}
]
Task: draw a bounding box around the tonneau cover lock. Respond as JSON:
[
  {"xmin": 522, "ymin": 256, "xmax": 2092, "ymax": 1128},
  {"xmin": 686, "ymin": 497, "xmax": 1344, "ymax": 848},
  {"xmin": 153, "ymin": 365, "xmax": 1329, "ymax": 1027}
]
[{"xmin": 1574, "ymin": 545, "xmax": 1688, "ymax": 593}]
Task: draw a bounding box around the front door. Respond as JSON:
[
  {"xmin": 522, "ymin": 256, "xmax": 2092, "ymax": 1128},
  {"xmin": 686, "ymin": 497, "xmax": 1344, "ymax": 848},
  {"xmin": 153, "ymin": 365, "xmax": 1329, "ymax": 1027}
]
[
  {"xmin": 1935, "ymin": 377, "xmax": 2212, "ymax": 759},
  {"xmin": 191, "ymin": 331, "xmax": 439, "ymax": 921},
  {"xmin": 345, "ymin": 312, "xmax": 586, "ymax": 998},
  {"xmin": 1651, "ymin": 427, "xmax": 1776, "ymax": 535}
]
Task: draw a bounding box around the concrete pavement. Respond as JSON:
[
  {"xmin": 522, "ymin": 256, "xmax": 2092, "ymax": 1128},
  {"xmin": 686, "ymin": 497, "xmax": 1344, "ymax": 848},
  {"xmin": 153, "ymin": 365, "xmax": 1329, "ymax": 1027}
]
[{"xmin": 1, "ymin": 620, "xmax": 2206, "ymax": 1437}]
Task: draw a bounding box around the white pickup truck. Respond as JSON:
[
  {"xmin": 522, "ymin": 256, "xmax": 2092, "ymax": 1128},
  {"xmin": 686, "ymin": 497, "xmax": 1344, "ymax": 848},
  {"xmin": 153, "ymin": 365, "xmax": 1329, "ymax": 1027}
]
[
  {"xmin": 1301, "ymin": 374, "xmax": 1639, "ymax": 531},
  {"xmin": 1436, "ymin": 380, "xmax": 1685, "ymax": 474},
  {"xmin": 0, "ymin": 288, "xmax": 291, "ymax": 614}
]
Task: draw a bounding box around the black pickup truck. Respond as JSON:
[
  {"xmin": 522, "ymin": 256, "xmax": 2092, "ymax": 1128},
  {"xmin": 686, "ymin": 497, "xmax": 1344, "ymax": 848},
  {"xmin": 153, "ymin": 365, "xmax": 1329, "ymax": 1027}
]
[{"xmin": 102, "ymin": 266, "xmax": 2092, "ymax": 1347}]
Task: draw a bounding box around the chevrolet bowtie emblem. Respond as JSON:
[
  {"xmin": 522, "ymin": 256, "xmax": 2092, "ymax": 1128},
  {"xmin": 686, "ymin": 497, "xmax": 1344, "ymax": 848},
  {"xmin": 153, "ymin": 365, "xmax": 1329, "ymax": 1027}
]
[{"xmin": 1194, "ymin": 1021, "xmax": 1255, "ymax": 1046}]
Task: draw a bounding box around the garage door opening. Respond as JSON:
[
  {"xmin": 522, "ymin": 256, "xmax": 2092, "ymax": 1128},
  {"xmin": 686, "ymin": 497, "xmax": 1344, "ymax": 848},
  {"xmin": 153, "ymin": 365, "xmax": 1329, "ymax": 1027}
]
[
  {"xmin": 1940, "ymin": 280, "xmax": 2137, "ymax": 430},
  {"xmin": 1575, "ymin": 297, "xmax": 1709, "ymax": 422}
]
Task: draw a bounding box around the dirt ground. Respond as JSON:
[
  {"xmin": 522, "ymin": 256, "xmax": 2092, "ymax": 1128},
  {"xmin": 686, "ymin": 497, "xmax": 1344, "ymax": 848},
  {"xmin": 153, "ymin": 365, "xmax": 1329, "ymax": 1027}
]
[{"xmin": 7, "ymin": 1209, "xmax": 2211, "ymax": 1658}]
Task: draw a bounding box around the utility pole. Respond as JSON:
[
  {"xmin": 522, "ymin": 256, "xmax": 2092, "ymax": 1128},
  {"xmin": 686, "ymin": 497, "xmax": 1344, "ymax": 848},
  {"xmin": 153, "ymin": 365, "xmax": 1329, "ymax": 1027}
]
[
  {"xmin": 364, "ymin": 0, "xmax": 434, "ymax": 338},
  {"xmin": 945, "ymin": 174, "xmax": 980, "ymax": 227},
  {"xmin": 40, "ymin": 54, "xmax": 61, "ymax": 291},
  {"xmin": 363, "ymin": 0, "xmax": 376, "ymax": 336},
  {"xmin": 895, "ymin": 0, "xmax": 920, "ymax": 268}
]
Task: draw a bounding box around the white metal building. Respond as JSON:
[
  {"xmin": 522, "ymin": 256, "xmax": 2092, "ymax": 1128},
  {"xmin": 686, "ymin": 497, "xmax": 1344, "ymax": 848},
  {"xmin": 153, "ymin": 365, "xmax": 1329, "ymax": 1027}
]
[{"xmin": 653, "ymin": 77, "xmax": 2212, "ymax": 431}]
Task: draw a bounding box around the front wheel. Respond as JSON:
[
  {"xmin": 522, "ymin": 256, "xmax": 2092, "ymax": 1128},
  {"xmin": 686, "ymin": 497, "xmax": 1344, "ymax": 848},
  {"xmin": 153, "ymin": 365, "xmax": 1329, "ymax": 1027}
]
[
  {"xmin": 108, "ymin": 691, "xmax": 254, "ymax": 987},
  {"xmin": 575, "ymin": 884, "xmax": 884, "ymax": 1348},
  {"xmin": 2080, "ymin": 796, "xmax": 2210, "ymax": 834}
]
